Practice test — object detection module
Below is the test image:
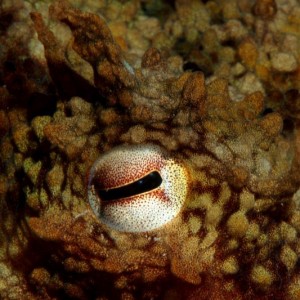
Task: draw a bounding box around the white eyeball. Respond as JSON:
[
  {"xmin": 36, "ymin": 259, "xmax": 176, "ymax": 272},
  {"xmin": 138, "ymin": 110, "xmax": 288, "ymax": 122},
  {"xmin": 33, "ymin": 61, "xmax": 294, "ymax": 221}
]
[{"xmin": 88, "ymin": 144, "xmax": 188, "ymax": 232}]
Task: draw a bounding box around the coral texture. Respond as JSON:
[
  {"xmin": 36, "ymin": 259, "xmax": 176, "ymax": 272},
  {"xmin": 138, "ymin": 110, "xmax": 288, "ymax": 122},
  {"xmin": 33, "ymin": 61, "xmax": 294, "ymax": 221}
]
[{"xmin": 0, "ymin": 0, "xmax": 300, "ymax": 299}]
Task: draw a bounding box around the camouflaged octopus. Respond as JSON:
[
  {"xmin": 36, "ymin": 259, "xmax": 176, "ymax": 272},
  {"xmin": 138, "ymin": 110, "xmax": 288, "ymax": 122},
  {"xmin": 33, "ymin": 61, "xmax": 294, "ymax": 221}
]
[{"xmin": 1, "ymin": 2, "xmax": 300, "ymax": 299}]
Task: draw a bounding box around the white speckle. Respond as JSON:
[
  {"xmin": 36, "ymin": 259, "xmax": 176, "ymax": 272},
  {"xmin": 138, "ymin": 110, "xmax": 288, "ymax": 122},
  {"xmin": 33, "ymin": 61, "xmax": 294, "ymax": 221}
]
[
  {"xmin": 270, "ymin": 52, "xmax": 298, "ymax": 72},
  {"xmin": 122, "ymin": 60, "xmax": 135, "ymax": 75},
  {"xmin": 74, "ymin": 210, "xmax": 89, "ymax": 220}
]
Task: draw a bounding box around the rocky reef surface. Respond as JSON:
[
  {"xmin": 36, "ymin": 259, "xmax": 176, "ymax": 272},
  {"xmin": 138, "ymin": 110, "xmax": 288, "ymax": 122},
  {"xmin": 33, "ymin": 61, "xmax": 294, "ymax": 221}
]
[{"xmin": 0, "ymin": 0, "xmax": 300, "ymax": 299}]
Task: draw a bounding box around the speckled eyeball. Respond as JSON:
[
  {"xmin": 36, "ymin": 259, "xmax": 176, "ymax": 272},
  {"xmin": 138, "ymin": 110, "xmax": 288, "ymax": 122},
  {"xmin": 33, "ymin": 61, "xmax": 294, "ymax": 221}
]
[{"xmin": 88, "ymin": 144, "xmax": 188, "ymax": 232}]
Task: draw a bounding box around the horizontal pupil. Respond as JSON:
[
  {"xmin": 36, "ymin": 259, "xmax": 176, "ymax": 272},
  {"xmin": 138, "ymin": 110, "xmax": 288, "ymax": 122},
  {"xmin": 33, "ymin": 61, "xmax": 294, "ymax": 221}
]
[{"xmin": 94, "ymin": 171, "xmax": 162, "ymax": 201}]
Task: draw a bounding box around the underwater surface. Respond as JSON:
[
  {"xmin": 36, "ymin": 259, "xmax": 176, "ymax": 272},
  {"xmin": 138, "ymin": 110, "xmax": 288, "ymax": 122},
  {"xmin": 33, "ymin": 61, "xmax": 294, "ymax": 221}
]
[{"xmin": 0, "ymin": 0, "xmax": 300, "ymax": 299}]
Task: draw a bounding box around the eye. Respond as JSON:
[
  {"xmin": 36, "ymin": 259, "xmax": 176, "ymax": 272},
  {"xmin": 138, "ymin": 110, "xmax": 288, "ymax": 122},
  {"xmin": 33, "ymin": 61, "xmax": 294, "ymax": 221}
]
[
  {"xmin": 88, "ymin": 144, "xmax": 189, "ymax": 232},
  {"xmin": 94, "ymin": 171, "xmax": 163, "ymax": 202}
]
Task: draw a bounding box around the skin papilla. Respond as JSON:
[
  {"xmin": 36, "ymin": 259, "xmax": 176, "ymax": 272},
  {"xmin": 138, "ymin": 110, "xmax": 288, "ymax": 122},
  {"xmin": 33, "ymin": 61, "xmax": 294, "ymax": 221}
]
[{"xmin": 0, "ymin": 0, "xmax": 300, "ymax": 299}]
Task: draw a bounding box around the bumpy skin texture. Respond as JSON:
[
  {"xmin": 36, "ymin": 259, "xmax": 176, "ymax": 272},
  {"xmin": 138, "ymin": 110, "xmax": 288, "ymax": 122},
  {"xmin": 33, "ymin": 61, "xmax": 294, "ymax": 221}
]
[{"xmin": 0, "ymin": 0, "xmax": 300, "ymax": 299}]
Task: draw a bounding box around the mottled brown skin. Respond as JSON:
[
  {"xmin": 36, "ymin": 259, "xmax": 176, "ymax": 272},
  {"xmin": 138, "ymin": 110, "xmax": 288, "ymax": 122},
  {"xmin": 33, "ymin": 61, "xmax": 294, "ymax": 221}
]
[{"xmin": 0, "ymin": 1, "xmax": 300, "ymax": 300}]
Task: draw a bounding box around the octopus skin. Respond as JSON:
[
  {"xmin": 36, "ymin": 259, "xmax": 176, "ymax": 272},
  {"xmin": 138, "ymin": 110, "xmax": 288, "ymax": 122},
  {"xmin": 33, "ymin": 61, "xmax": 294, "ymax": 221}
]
[{"xmin": 0, "ymin": 1, "xmax": 300, "ymax": 300}]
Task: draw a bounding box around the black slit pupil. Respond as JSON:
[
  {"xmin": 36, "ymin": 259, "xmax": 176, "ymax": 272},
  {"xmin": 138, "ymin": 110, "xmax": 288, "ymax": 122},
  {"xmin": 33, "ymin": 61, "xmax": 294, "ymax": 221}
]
[{"xmin": 93, "ymin": 171, "xmax": 163, "ymax": 201}]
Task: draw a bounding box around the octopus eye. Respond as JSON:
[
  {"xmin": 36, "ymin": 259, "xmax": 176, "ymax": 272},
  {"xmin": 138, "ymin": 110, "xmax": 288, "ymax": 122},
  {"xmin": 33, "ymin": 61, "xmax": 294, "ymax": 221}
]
[
  {"xmin": 88, "ymin": 144, "xmax": 188, "ymax": 232},
  {"xmin": 95, "ymin": 171, "xmax": 163, "ymax": 202}
]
